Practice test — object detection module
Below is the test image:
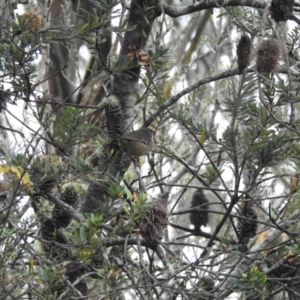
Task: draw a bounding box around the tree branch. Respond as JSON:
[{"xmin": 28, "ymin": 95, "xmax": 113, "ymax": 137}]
[
  {"xmin": 145, "ymin": 68, "xmax": 240, "ymax": 127},
  {"xmin": 156, "ymin": 0, "xmax": 266, "ymax": 18},
  {"xmin": 218, "ymin": 209, "xmax": 300, "ymax": 298}
]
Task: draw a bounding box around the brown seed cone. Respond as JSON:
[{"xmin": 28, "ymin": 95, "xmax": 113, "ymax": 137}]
[
  {"xmin": 137, "ymin": 202, "xmax": 168, "ymax": 244},
  {"xmin": 37, "ymin": 178, "xmax": 57, "ymax": 195},
  {"xmin": 256, "ymin": 39, "xmax": 282, "ymax": 73},
  {"xmin": 189, "ymin": 189, "xmax": 209, "ymax": 233},
  {"xmin": 0, "ymin": 181, "xmax": 10, "ymax": 201},
  {"xmin": 236, "ymin": 202, "xmax": 258, "ymax": 252},
  {"xmin": 52, "ymin": 187, "xmax": 79, "ymax": 228},
  {"xmin": 237, "ymin": 34, "xmax": 252, "ymax": 73},
  {"xmin": 270, "ymin": 0, "xmax": 294, "ymax": 22},
  {"xmin": 40, "ymin": 216, "xmax": 71, "ymax": 261}
]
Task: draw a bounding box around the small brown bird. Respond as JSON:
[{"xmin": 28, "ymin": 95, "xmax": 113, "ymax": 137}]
[{"xmin": 119, "ymin": 127, "xmax": 154, "ymax": 157}]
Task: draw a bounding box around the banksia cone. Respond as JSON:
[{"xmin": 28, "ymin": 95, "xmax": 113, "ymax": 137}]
[
  {"xmin": 30, "ymin": 155, "xmax": 63, "ymax": 196},
  {"xmin": 40, "ymin": 216, "xmax": 70, "ymax": 261},
  {"xmin": 236, "ymin": 200, "xmax": 258, "ymax": 252},
  {"xmin": 31, "ymin": 170, "xmax": 58, "ymax": 196},
  {"xmin": 52, "ymin": 187, "xmax": 79, "ymax": 228},
  {"xmin": 190, "ymin": 189, "xmax": 209, "ymax": 233},
  {"xmin": 0, "ymin": 181, "xmax": 9, "ymax": 202},
  {"xmin": 237, "ymin": 34, "xmax": 252, "ymax": 73},
  {"xmin": 36, "ymin": 177, "xmax": 57, "ymax": 195},
  {"xmin": 137, "ymin": 202, "xmax": 168, "ymax": 244},
  {"xmin": 270, "ymin": 0, "xmax": 294, "ymax": 22},
  {"xmin": 256, "ymin": 39, "xmax": 282, "ymax": 73}
]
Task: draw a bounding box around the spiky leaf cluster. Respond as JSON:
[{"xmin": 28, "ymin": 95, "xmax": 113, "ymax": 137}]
[
  {"xmin": 223, "ymin": 82, "xmax": 291, "ymax": 184},
  {"xmin": 52, "ymin": 106, "xmax": 99, "ymax": 147},
  {"xmin": 232, "ymin": 267, "xmax": 267, "ymax": 299}
]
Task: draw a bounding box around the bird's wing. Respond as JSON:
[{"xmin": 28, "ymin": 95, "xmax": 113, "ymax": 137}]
[{"xmin": 122, "ymin": 136, "xmax": 149, "ymax": 144}]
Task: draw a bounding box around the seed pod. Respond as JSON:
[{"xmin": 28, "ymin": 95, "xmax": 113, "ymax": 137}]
[
  {"xmin": 237, "ymin": 34, "xmax": 252, "ymax": 73},
  {"xmin": 137, "ymin": 202, "xmax": 168, "ymax": 244},
  {"xmin": 40, "ymin": 216, "xmax": 70, "ymax": 261},
  {"xmin": 37, "ymin": 178, "xmax": 57, "ymax": 195},
  {"xmin": 30, "ymin": 155, "xmax": 63, "ymax": 196},
  {"xmin": 236, "ymin": 200, "xmax": 258, "ymax": 252},
  {"xmin": 270, "ymin": 0, "xmax": 294, "ymax": 22},
  {"xmin": 52, "ymin": 187, "xmax": 79, "ymax": 228},
  {"xmin": 190, "ymin": 189, "xmax": 209, "ymax": 233},
  {"xmin": 0, "ymin": 181, "xmax": 10, "ymax": 202},
  {"xmin": 256, "ymin": 39, "xmax": 282, "ymax": 73}
]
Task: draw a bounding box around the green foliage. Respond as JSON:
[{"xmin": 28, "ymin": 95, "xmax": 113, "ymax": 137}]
[
  {"xmin": 233, "ymin": 267, "xmax": 267, "ymax": 298},
  {"xmin": 67, "ymin": 156, "xmax": 94, "ymax": 175},
  {"xmin": 79, "ymin": 15, "xmax": 102, "ymax": 34},
  {"xmin": 0, "ymin": 39, "xmax": 38, "ymax": 101},
  {"xmin": 71, "ymin": 223, "xmax": 101, "ymax": 261},
  {"xmin": 149, "ymin": 45, "xmax": 170, "ymax": 69},
  {"xmin": 123, "ymin": 192, "xmax": 149, "ymax": 217},
  {"xmin": 37, "ymin": 266, "xmax": 63, "ymax": 298},
  {"xmin": 287, "ymin": 26, "xmax": 300, "ymax": 62},
  {"xmin": 52, "ymin": 106, "xmax": 99, "ymax": 146},
  {"xmin": 202, "ymin": 164, "xmax": 223, "ymax": 184},
  {"xmin": 3, "ymin": 0, "xmax": 300, "ymax": 299},
  {"xmin": 107, "ymin": 182, "xmax": 125, "ymax": 199},
  {"xmin": 87, "ymin": 212, "xmax": 104, "ymax": 228},
  {"xmin": 286, "ymin": 241, "xmax": 300, "ymax": 254}
]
